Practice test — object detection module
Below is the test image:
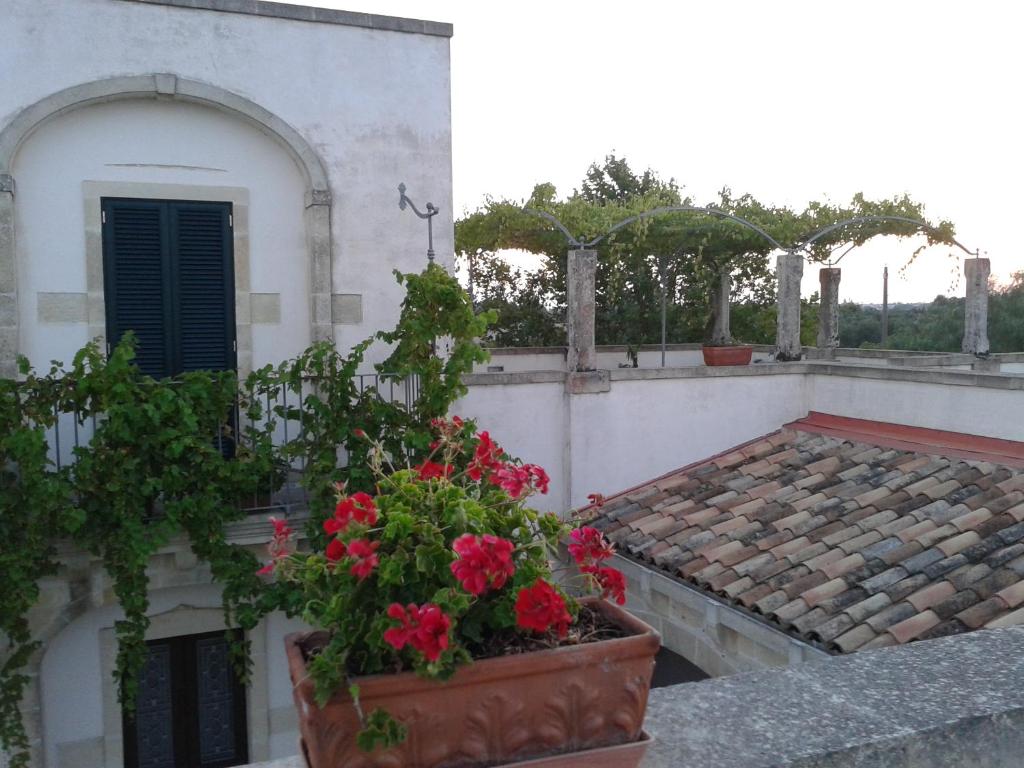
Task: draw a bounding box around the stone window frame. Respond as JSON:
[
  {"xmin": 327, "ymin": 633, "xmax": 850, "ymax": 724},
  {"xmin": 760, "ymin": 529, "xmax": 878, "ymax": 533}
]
[
  {"xmin": 0, "ymin": 73, "xmax": 334, "ymax": 379},
  {"xmin": 82, "ymin": 181, "xmax": 255, "ymax": 377}
]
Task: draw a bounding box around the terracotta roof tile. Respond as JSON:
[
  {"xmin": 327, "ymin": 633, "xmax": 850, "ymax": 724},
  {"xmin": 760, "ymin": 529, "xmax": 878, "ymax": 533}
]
[
  {"xmin": 838, "ymin": 530, "xmax": 883, "ymax": 555},
  {"xmin": 971, "ymin": 568, "xmax": 1019, "ymax": 600},
  {"xmin": 830, "ymin": 623, "xmax": 878, "ymax": 652},
  {"xmin": 806, "ymin": 520, "xmax": 847, "ymax": 543},
  {"xmin": 913, "ymin": 523, "xmax": 957, "ymax": 549},
  {"xmin": 885, "ymin": 573, "xmax": 931, "ymax": 603},
  {"xmin": 956, "ymin": 597, "xmax": 1006, "ymax": 629},
  {"xmin": 590, "ymin": 419, "xmax": 1024, "ymax": 654},
  {"xmin": 921, "ymin": 553, "xmax": 969, "ymax": 581},
  {"xmin": 859, "ymin": 566, "xmax": 908, "ymax": 595},
  {"xmin": 754, "ymin": 591, "xmax": 789, "ymax": 615},
  {"xmin": 992, "ymin": 580, "xmax": 1024, "ymax": 610},
  {"xmin": 808, "ymin": 613, "xmax": 855, "ymax": 643},
  {"xmin": 950, "ymin": 507, "xmax": 993, "ymax": 532},
  {"xmin": 722, "ymin": 576, "xmax": 755, "ymax": 598},
  {"xmin": 800, "ymin": 577, "xmax": 848, "ymax": 607},
  {"xmin": 863, "ymin": 601, "xmax": 917, "ymax": 632},
  {"xmin": 905, "ymin": 581, "xmax": 957, "ymax": 612},
  {"xmin": 880, "ymin": 541, "xmax": 924, "ymax": 566},
  {"xmin": 736, "ymin": 583, "xmax": 775, "ymax": 608},
  {"xmin": 936, "ymin": 531, "xmax": 981, "ymax": 557},
  {"xmin": 844, "ymin": 593, "xmax": 892, "ymax": 623},
  {"xmin": 803, "ymin": 548, "xmax": 845, "ymax": 572},
  {"xmin": 985, "ymin": 606, "xmax": 1024, "ymax": 628},
  {"xmin": 821, "ymin": 553, "xmax": 866, "ymax": 580},
  {"xmin": 886, "ymin": 610, "xmax": 940, "ymax": 643},
  {"xmin": 897, "ymin": 519, "xmax": 936, "ymax": 543}
]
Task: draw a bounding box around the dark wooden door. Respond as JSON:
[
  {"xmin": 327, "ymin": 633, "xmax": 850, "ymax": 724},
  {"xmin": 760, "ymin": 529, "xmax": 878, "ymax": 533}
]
[{"xmin": 123, "ymin": 631, "xmax": 248, "ymax": 768}]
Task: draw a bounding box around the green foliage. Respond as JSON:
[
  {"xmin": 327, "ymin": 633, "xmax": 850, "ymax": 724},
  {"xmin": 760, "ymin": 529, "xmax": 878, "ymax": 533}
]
[
  {"xmin": 836, "ymin": 273, "xmax": 1024, "ymax": 353},
  {"xmin": 0, "ymin": 337, "xmax": 275, "ymax": 767},
  {"xmin": 0, "ymin": 265, "xmax": 493, "ymax": 767},
  {"xmin": 266, "ymin": 420, "xmax": 613, "ymax": 753},
  {"xmin": 456, "ymin": 154, "xmax": 957, "ymax": 349}
]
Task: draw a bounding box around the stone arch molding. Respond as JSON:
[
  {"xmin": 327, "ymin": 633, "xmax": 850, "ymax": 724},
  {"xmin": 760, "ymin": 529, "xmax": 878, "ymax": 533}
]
[{"xmin": 0, "ymin": 73, "xmax": 335, "ymax": 377}]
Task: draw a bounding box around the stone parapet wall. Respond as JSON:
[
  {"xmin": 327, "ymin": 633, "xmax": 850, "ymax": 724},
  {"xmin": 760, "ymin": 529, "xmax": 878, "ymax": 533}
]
[{"xmin": 615, "ymin": 555, "xmax": 825, "ymax": 677}]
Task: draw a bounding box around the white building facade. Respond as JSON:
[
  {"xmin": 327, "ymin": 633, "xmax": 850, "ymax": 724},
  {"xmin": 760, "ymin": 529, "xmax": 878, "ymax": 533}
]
[{"xmin": 1, "ymin": 1, "xmax": 454, "ymax": 765}]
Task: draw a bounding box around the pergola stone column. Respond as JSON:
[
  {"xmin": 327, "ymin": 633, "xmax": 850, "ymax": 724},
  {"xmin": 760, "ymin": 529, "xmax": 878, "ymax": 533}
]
[
  {"xmin": 775, "ymin": 251, "xmax": 804, "ymax": 361},
  {"xmin": 817, "ymin": 267, "xmax": 841, "ymax": 353},
  {"xmin": 962, "ymin": 257, "xmax": 990, "ymax": 356},
  {"xmin": 567, "ymin": 249, "xmax": 597, "ymax": 371},
  {"xmin": 708, "ymin": 271, "xmax": 731, "ymax": 345}
]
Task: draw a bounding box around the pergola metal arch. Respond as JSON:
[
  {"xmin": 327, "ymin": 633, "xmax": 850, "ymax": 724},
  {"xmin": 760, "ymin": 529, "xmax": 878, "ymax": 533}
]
[
  {"xmin": 796, "ymin": 215, "xmax": 977, "ymax": 258},
  {"xmin": 523, "ymin": 204, "xmax": 791, "ymax": 253}
]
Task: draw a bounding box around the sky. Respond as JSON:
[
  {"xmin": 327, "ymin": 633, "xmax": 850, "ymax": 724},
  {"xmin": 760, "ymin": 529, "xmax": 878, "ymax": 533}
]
[{"xmin": 285, "ymin": 0, "xmax": 1023, "ymax": 303}]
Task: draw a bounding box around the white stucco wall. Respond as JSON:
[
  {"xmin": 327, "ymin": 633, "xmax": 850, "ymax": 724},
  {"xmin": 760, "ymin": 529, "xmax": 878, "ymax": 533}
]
[
  {"xmin": 3, "ymin": 0, "xmax": 454, "ymax": 369},
  {"xmin": 806, "ymin": 373, "xmax": 1024, "ymax": 442},
  {"xmin": 460, "ymin": 366, "xmax": 1024, "ymax": 515},
  {"xmin": 567, "ymin": 374, "xmax": 809, "ymax": 504},
  {"xmin": 13, "ymin": 99, "xmax": 310, "ymax": 370},
  {"xmin": 455, "ymin": 381, "xmax": 568, "ymax": 513}
]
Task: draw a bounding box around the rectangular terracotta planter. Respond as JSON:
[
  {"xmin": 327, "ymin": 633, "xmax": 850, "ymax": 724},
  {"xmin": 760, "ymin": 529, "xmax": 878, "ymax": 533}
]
[
  {"xmin": 702, "ymin": 344, "xmax": 753, "ymax": 366},
  {"xmin": 285, "ymin": 598, "xmax": 660, "ymax": 768}
]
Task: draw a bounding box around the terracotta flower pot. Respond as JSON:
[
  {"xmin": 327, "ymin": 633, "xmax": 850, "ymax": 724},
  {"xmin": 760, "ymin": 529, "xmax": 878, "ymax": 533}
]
[
  {"xmin": 701, "ymin": 344, "xmax": 753, "ymax": 366},
  {"xmin": 285, "ymin": 598, "xmax": 660, "ymax": 768}
]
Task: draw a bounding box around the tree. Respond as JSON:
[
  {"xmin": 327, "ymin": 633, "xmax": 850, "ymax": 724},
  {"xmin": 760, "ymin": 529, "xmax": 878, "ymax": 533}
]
[{"xmin": 456, "ymin": 155, "xmax": 957, "ymax": 349}]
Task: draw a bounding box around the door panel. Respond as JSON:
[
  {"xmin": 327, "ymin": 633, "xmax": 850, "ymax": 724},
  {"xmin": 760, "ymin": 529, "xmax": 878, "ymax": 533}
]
[{"xmin": 123, "ymin": 631, "xmax": 248, "ymax": 768}]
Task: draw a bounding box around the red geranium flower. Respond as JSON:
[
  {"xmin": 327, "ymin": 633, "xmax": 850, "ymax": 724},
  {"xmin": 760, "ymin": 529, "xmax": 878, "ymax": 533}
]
[
  {"xmin": 467, "ymin": 431, "xmax": 502, "ymax": 481},
  {"xmin": 383, "ymin": 602, "xmax": 452, "ymax": 662},
  {"xmin": 527, "ymin": 465, "xmax": 550, "ymax": 495},
  {"xmin": 346, "ymin": 539, "xmax": 380, "ymax": 581},
  {"xmin": 594, "ymin": 566, "xmax": 626, "ymax": 605},
  {"xmin": 514, "ymin": 580, "xmax": 571, "ymax": 637},
  {"xmin": 450, "ymin": 533, "xmax": 515, "ymax": 595},
  {"xmin": 257, "ymin": 516, "xmax": 293, "ymax": 574},
  {"xmin": 325, "ymin": 491, "xmax": 378, "ymax": 534},
  {"xmin": 325, "ymin": 537, "xmax": 347, "ymax": 562},
  {"xmin": 568, "ymin": 526, "xmax": 615, "ymax": 568},
  {"xmin": 415, "ymin": 460, "xmax": 454, "ymax": 481}
]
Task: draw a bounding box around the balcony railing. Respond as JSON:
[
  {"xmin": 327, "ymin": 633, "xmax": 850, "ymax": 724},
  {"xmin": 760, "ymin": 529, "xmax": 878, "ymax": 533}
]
[{"xmin": 33, "ymin": 371, "xmax": 420, "ymax": 516}]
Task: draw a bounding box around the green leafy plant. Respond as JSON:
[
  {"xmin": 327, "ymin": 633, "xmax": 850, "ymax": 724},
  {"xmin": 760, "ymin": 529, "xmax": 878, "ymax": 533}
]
[
  {"xmin": 0, "ymin": 264, "xmax": 496, "ymax": 767},
  {"xmin": 260, "ymin": 417, "xmax": 625, "ymax": 750}
]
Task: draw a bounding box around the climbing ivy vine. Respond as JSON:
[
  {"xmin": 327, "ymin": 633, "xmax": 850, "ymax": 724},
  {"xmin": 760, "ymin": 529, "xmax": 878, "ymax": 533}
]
[{"xmin": 0, "ymin": 264, "xmax": 492, "ymax": 767}]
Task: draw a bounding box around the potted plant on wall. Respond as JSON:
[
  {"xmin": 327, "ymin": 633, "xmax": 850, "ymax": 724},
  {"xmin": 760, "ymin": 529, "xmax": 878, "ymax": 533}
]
[
  {"xmin": 700, "ymin": 268, "xmax": 753, "ymax": 366},
  {"xmin": 260, "ymin": 417, "xmax": 660, "ymax": 768}
]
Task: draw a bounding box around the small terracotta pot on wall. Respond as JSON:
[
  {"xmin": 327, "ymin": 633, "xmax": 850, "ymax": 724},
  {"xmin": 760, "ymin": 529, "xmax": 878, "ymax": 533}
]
[
  {"xmin": 701, "ymin": 345, "xmax": 753, "ymax": 366},
  {"xmin": 285, "ymin": 599, "xmax": 660, "ymax": 768}
]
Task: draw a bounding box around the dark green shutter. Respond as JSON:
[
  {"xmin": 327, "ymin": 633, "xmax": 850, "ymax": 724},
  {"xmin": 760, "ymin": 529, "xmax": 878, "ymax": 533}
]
[
  {"xmin": 171, "ymin": 203, "xmax": 235, "ymax": 373},
  {"xmin": 102, "ymin": 199, "xmax": 235, "ymax": 378},
  {"xmin": 102, "ymin": 200, "xmax": 173, "ymax": 378}
]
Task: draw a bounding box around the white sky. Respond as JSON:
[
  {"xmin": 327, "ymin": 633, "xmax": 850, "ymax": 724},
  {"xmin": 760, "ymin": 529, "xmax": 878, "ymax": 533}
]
[{"xmin": 285, "ymin": 0, "xmax": 1023, "ymax": 303}]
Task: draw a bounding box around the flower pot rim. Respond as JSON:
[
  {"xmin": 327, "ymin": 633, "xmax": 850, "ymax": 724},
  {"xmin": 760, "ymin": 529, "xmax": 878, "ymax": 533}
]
[
  {"xmin": 700, "ymin": 343, "xmax": 753, "ymax": 349},
  {"xmin": 286, "ymin": 597, "xmax": 660, "ymax": 700},
  {"xmin": 297, "ymin": 731, "xmax": 654, "ymax": 768}
]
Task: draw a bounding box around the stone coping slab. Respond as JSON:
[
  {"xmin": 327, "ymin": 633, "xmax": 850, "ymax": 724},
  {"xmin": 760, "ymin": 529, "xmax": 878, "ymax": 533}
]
[
  {"xmin": 463, "ymin": 360, "xmax": 1024, "ymax": 391},
  {"xmin": 641, "ymin": 625, "xmax": 1024, "ymax": 767},
  {"xmin": 117, "ymin": 0, "xmax": 454, "ymax": 37}
]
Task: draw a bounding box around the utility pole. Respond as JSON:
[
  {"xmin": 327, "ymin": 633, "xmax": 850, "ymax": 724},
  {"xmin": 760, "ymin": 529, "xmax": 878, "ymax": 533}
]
[{"xmin": 881, "ymin": 265, "xmax": 889, "ymax": 346}]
